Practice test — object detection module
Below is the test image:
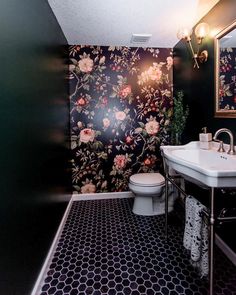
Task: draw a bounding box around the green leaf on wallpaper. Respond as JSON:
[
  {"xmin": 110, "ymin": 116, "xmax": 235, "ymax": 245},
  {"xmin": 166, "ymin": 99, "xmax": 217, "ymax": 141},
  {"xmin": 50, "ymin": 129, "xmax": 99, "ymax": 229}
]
[
  {"xmin": 108, "ymin": 46, "xmax": 116, "ymax": 51},
  {"xmin": 226, "ymin": 90, "xmax": 233, "ymax": 96},
  {"xmin": 128, "ymin": 97, "xmax": 133, "ymax": 104},
  {"xmin": 71, "ymin": 141, "xmax": 77, "ymax": 150},
  {"xmin": 110, "ymin": 170, "xmax": 116, "ymax": 176},
  {"xmin": 75, "ymin": 67, "xmax": 80, "ymax": 74},
  {"xmin": 71, "ymin": 135, "xmax": 77, "ymax": 140},
  {"xmin": 149, "ymin": 145, "xmax": 156, "ymax": 151},
  {"xmin": 120, "ymin": 124, "xmax": 126, "ymax": 131},
  {"xmin": 148, "ymin": 136, "xmax": 155, "ymax": 143},
  {"xmin": 83, "ymin": 74, "xmax": 90, "ymax": 82},
  {"xmin": 70, "ymin": 58, "xmax": 78, "ymax": 65},
  {"xmin": 73, "ymin": 185, "xmax": 80, "ymax": 191},
  {"xmin": 167, "ymin": 108, "xmax": 173, "ymax": 118},
  {"xmin": 93, "ymin": 141, "xmax": 104, "ymax": 150},
  {"xmin": 98, "ymin": 171, "xmax": 103, "ymax": 178},
  {"xmin": 98, "ymin": 152, "xmax": 108, "ymax": 160},
  {"xmin": 89, "ymin": 111, "xmax": 95, "ymax": 117},
  {"xmin": 138, "ymin": 122, "xmax": 145, "ymax": 128},
  {"xmin": 110, "ymin": 92, "xmax": 117, "ymax": 98},
  {"xmin": 83, "ymin": 84, "xmax": 90, "ymax": 91},
  {"xmin": 92, "ymin": 142, "xmax": 99, "ymax": 150},
  {"xmin": 142, "ymin": 131, "xmax": 148, "ymax": 137}
]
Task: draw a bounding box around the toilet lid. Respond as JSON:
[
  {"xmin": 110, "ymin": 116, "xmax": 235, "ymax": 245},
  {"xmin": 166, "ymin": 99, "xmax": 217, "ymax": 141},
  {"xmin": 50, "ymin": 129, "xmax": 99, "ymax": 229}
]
[{"xmin": 129, "ymin": 173, "xmax": 165, "ymax": 187}]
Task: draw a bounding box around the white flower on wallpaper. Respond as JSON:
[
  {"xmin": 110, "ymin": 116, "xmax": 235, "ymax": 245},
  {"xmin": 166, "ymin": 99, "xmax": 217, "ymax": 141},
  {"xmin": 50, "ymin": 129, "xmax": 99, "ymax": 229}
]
[
  {"xmin": 78, "ymin": 56, "xmax": 94, "ymax": 73},
  {"xmin": 145, "ymin": 119, "xmax": 160, "ymax": 135}
]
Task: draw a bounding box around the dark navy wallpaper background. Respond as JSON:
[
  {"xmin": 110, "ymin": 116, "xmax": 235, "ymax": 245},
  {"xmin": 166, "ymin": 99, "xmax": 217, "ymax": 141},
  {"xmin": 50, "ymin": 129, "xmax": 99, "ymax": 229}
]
[
  {"xmin": 69, "ymin": 46, "xmax": 173, "ymax": 193},
  {"xmin": 219, "ymin": 47, "xmax": 236, "ymax": 110}
]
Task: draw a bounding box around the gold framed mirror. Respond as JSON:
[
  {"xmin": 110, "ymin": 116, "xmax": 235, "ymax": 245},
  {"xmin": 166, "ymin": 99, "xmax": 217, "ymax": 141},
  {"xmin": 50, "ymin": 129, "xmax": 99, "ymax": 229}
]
[{"xmin": 215, "ymin": 20, "xmax": 236, "ymax": 118}]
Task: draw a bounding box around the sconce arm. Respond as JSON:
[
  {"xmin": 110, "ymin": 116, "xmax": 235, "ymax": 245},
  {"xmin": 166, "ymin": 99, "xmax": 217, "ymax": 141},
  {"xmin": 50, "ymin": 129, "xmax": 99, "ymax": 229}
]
[{"xmin": 187, "ymin": 40, "xmax": 199, "ymax": 69}]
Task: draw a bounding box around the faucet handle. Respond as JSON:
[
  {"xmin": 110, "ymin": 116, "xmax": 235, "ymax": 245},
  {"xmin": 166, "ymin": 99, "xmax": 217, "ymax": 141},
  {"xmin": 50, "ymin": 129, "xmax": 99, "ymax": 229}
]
[
  {"xmin": 214, "ymin": 139, "xmax": 225, "ymax": 153},
  {"xmin": 218, "ymin": 141, "xmax": 225, "ymax": 153},
  {"xmin": 227, "ymin": 146, "xmax": 236, "ymax": 155}
]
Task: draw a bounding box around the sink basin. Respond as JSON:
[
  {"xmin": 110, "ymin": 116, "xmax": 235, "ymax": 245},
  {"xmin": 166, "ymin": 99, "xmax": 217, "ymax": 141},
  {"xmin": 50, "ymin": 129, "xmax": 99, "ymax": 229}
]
[{"xmin": 161, "ymin": 141, "xmax": 236, "ymax": 187}]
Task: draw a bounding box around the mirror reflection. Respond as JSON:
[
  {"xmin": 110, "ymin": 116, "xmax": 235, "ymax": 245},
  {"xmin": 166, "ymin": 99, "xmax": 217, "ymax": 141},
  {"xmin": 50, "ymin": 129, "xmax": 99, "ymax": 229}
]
[{"xmin": 215, "ymin": 22, "xmax": 236, "ymax": 118}]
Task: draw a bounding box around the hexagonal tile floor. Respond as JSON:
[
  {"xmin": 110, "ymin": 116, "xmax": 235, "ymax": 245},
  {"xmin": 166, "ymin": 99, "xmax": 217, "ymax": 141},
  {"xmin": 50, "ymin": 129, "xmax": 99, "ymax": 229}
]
[{"xmin": 37, "ymin": 198, "xmax": 236, "ymax": 295}]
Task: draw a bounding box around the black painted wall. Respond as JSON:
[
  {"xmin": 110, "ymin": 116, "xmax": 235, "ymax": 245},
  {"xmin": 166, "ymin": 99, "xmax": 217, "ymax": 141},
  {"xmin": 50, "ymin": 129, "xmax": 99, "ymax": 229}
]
[
  {"xmin": 174, "ymin": 0, "xmax": 236, "ymax": 143},
  {"xmin": 0, "ymin": 1, "xmax": 70, "ymax": 294}
]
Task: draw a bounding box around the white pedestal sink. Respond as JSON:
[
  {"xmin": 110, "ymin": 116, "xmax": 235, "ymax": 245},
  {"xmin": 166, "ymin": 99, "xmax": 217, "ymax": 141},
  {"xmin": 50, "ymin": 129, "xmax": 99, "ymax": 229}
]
[
  {"xmin": 161, "ymin": 141, "xmax": 236, "ymax": 295},
  {"xmin": 161, "ymin": 141, "xmax": 236, "ymax": 188}
]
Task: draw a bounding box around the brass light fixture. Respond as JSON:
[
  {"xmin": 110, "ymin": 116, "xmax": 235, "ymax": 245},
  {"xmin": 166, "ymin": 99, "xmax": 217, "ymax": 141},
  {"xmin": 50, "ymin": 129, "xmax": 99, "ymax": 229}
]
[{"xmin": 177, "ymin": 22, "xmax": 210, "ymax": 69}]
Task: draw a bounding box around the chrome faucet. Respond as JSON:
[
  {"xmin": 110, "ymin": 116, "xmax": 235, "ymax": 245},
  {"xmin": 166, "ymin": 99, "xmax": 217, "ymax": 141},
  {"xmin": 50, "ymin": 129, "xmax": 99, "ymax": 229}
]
[{"xmin": 213, "ymin": 128, "xmax": 236, "ymax": 155}]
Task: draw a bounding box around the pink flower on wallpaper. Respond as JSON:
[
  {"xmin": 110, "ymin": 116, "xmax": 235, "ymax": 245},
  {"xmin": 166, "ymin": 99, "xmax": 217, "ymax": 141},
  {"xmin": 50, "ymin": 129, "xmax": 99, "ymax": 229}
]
[
  {"xmin": 101, "ymin": 96, "xmax": 108, "ymax": 108},
  {"xmin": 115, "ymin": 111, "xmax": 126, "ymax": 121},
  {"xmin": 147, "ymin": 65, "xmax": 162, "ymax": 81},
  {"xmin": 144, "ymin": 158, "xmax": 151, "ymax": 166},
  {"xmin": 125, "ymin": 136, "xmax": 133, "ymax": 144},
  {"xmin": 77, "ymin": 97, "xmax": 87, "ymax": 106},
  {"xmin": 78, "ymin": 57, "xmax": 94, "ymax": 73},
  {"xmin": 103, "ymin": 118, "xmax": 110, "ymax": 128},
  {"xmin": 79, "ymin": 128, "xmax": 95, "ymax": 143},
  {"xmin": 145, "ymin": 120, "xmax": 159, "ymax": 135},
  {"xmin": 119, "ymin": 85, "xmax": 132, "ymax": 98},
  {"xmin": 81, "ymin": 183, "xmax": 96, "ymax": 194},
  {"xmin": 114, "ymin": 155, "xmax": 127, "ymax": 169}
]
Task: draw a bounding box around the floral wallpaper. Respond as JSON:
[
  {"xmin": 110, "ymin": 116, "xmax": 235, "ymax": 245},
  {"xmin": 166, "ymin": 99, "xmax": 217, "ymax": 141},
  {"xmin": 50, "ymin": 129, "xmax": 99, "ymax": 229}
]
[
  {"xmin": 219, "ymin": 48, "xmax": 236, "ymax": 110},
  {"xmin": 69, "ymin": 45, "xmax": 173, "ymax": 193}
]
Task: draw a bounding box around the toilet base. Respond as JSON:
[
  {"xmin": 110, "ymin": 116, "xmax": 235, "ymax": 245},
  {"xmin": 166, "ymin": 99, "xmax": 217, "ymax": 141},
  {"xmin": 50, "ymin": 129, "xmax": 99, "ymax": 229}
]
[{"xmin": 132, "ymin": 194, "xmax": 174, "ymax": 216}]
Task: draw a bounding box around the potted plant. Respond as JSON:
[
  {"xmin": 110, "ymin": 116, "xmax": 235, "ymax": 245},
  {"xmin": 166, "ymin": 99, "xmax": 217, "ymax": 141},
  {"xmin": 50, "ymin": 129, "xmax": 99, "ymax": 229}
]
[{"xmin": 170, "ymin": 91, "xmax": 189, "ymax": 145}]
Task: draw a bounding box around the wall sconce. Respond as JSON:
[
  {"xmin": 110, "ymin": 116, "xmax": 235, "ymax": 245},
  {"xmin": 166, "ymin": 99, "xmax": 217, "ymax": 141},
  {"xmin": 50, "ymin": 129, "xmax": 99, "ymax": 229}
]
[{"xmin": 177, "ymin": 22, "xmax": 210, "ymax": 69}]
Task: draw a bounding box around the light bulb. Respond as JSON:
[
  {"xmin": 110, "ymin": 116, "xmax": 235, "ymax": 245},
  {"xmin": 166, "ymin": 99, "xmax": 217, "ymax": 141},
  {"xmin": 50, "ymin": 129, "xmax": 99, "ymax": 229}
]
[
  {"xmin": 177, "ymin": 27, "xmax": 192, "ymax": 41},
  {"xmin": 194, "ymin": 22, "xmax": 209, "ymax": 39}
]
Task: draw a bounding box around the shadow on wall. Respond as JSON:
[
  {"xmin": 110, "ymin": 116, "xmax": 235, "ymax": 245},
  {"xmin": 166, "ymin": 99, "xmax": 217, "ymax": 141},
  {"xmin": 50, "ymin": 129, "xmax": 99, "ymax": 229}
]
[{"xmin": 69, "ymin": 46, "xmax": 173, "ymax": 193}]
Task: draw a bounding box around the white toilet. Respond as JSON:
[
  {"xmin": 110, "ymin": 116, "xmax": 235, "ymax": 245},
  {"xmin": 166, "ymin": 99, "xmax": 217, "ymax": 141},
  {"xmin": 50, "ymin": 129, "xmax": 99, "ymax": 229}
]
[{"xmin": 129, "ymin": 173, "xmax": 175, "ymax": 216}]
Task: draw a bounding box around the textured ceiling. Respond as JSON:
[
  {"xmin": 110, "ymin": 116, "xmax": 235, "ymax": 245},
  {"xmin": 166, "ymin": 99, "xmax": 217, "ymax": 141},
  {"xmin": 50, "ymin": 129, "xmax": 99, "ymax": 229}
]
[{"xmin": 48, "ymin": 0, "xmax": 219, "ymax": 47}]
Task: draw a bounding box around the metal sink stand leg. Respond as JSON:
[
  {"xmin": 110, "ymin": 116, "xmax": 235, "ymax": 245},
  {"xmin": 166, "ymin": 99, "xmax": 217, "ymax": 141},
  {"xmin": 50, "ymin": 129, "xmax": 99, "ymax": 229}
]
[
  {"xmin": 164, "ymin": 172, "xmax": 215, "ymax": 295},
  {"xmin": 209, "ymin": 187, "xmax": 215, "ymax": 295}
]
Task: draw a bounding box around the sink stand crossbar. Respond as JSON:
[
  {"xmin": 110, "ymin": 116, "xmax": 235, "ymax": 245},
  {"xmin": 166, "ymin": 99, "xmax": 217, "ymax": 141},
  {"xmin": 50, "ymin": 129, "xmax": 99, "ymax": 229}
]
[{"xmin": 163, "ymin": 170, "xmax": 236, "ymax": 295}]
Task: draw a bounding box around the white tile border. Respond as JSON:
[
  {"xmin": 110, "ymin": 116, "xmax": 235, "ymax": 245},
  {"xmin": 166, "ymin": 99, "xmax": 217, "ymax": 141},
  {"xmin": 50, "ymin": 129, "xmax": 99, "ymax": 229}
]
[
  {"xmin": 72, "ymin": 191, "xmax": 134, "ymax": 201},
  {"xmin": 31, "ymin": 196, "xmax": 73, "ymax": 295}
]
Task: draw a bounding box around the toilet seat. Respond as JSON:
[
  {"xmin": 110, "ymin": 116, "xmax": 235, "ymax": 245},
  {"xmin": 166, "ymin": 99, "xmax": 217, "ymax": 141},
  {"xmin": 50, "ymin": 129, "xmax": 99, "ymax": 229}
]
[{"xmin": 129, "ymin": 173, "xmax": 165, "ymax": 187}]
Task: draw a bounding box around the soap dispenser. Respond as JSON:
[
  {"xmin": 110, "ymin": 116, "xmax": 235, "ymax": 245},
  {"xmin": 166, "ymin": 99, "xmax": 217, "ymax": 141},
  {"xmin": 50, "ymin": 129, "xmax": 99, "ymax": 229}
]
[{"xmin": 199, "ymin": 127, "xmax": 212, "ymax": 149}]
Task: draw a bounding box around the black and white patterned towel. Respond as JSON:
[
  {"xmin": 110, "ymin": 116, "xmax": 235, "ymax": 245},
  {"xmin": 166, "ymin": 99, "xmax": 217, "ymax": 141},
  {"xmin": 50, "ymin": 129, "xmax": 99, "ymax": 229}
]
[{"xmin": 183, "ymin": 195, "xmax": 208, "ymax": 277}]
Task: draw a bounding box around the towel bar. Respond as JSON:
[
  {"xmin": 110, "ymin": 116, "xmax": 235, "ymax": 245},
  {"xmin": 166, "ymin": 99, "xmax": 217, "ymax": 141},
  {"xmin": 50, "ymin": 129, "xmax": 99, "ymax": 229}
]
[{"xmin": 163, "ymin": 167, "xmax": 215, "ymax": 295}]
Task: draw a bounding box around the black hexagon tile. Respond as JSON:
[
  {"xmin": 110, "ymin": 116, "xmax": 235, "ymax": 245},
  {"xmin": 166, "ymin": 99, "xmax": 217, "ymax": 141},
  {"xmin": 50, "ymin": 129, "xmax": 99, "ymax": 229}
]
[{"xmin": 38, "ymin": 198, "xmax": 236, "ymax": 295}]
